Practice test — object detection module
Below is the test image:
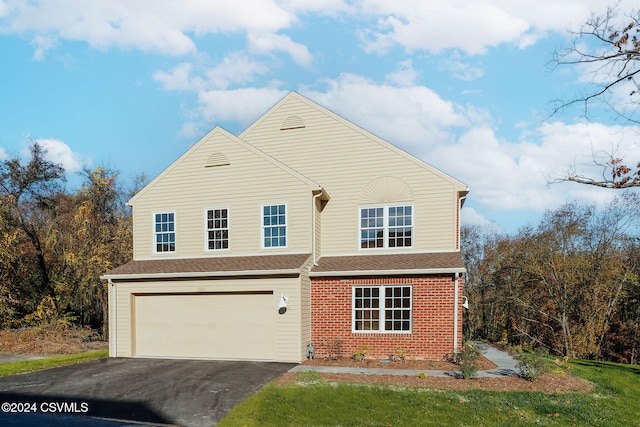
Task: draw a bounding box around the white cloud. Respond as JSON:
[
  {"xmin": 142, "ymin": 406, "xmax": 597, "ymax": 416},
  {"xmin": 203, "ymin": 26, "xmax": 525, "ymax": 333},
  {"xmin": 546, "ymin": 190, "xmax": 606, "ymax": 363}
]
[
  {"xmin": 356, "ymin": 0, "xmax": 638, "ymax": 55},
  {"xmin": 30, "ymin": 138, "xmax": 85, "ymax": 173},
  {"xmin": 30, "ymin": 35, "xmax": 57, "ymax": 61},
  {"xmin": 0, "ymin": 147, "xmax": 8, "ymax": 161},
  {"xmin": 438, "ymin": 54, "xmax": 484, "ymax": 82},
  {"xmin": 154, "ymin": 53, "xmax": 273, "ymax": 94},
  {"xmin": 3, "ymin": 0, "xmax": 638, "ymax": 62},
  {"xmin": 385, "ymin": 60, "xmax": 418, "ymax": 87},
  {"xmin": 153, "ymin": 63, "xmax": 200, "ymax": 92},
  {"xmin": 280, "ymin": 0, "xmax": 353, "ymax": 15},
  {"xmin": 1, "ymin": 0, "xmax": 297, "ymax": 56},
  {"xmin": 359, "ymin": 1, "xmax": 530, "ymax": 55},
  {"xmin": 197, "ymin": 87, "xmax": 288, "ymax": 127},
  {"xmin": 431, "ymin": 120, "xmax": 640, "ymax": 213},
  {"xmin": 303, "ymin": 74, "xmax": 469, "ymax": 153},
  {"xmin": 461, "ymin": 206, "xmax": 500, "ymax": 233},
  {"xmin": 0, "ymin": 1, "xmax": 9, "ymax": 18},
  {"xmin": 205, "ymin": 53, "xmax": 271, "ymax": 89},
  {"xmin": 248, "ymin": 32, "xmax": 313, "ymax": 67}
]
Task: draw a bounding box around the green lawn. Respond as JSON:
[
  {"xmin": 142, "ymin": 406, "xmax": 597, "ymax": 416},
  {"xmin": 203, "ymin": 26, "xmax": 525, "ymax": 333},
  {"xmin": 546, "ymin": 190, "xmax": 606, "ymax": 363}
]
[
  {"xmin": 220, "ymin": 361, "xmax": 640, "ymax": 426},
  {"xmin": 0, "ymin": 350, "xmax": 108, "ymax": 377}
]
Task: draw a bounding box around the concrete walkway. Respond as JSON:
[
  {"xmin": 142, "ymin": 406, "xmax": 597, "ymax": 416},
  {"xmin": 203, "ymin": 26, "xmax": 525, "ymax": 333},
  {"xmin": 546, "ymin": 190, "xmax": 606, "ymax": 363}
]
[
  {"xmin": 290, "ymin": 342, "xmax": 519, "ymax": 378},
  {"xmin": 0, "ymin": 353, "xmax": 50, "ymax": 364}
]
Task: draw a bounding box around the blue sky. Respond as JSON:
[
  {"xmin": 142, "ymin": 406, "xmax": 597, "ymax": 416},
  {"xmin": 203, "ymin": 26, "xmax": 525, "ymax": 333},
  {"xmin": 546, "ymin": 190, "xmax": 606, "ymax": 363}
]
[{"xmin": 1, "ymin": 0, "xmax": 639, "ymax": 233}]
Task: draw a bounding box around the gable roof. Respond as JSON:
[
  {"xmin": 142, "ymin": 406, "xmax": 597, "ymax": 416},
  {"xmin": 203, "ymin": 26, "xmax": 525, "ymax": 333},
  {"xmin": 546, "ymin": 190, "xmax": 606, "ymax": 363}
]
[
  {"xmin": 240, "ymin": 92, "xmax": 469, "ymax": 195},
  {"xmin": 129, "ymin": 126, "xmax": 328, "ymax": 206}
]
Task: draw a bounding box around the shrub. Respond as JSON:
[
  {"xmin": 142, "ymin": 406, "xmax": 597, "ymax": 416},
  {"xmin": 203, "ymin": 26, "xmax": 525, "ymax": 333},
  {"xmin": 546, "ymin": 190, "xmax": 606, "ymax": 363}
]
[
  {"xmin": 454, "ymin": 341, "xmax": 482, "ymax": 379},
  {"xmin": 392, "ymin": 345, "xmax": 413, "ymax": 361},
  {"xmin": 516, "ymin": 349, "xmax": 550, "ymax": 381},
  {"xmin": 352, "ymin": 345, "xmax": 370, "ymax": 361},
  {"xmin": 321, "ymin": 337, "xmax": 342, "ymax": 360},
  {"xmin": 416, "ymin": 371, "xmax": 428, "ymax": 379}
]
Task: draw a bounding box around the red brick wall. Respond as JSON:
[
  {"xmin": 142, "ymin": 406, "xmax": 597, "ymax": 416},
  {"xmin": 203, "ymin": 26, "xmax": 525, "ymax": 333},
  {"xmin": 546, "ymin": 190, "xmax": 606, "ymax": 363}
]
[{"xmin": 310, "ymin": 276, "xmax": 463, "ymax": 361}]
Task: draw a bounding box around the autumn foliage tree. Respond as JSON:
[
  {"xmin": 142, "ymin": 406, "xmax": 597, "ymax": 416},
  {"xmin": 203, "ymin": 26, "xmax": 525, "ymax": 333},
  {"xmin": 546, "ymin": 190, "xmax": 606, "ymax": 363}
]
[
  {"xmin": 0, "ymin": 142, "xmax": 132, "ymax": 337},
  {"xmin": 553, "ymin": 7, "xmax": 640, "ymax": 188},
  {"xmin": 462, "ymin": 194, "xmax": 640, "ymax": 362}
]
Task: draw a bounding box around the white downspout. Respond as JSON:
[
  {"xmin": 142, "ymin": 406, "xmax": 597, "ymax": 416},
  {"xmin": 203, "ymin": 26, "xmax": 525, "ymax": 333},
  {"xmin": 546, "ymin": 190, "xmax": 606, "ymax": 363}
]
[
  {"xmin": 453, "ymin": 272, "xmax": 460, "ymax": 353},
  {"xmin": 453, "ymin": 193, "xmax": 467, "ymax": 353},
  {"xmin": 108, "ymin": 279, "xmax": 117, "ymax": 357}
]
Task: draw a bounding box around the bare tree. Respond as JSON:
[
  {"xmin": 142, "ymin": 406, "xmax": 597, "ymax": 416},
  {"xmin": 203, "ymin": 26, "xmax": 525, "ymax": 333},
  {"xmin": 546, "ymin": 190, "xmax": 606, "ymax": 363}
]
[{"xmin": 552, "ymin": 6, "xmax": 640, "ymax": 188}]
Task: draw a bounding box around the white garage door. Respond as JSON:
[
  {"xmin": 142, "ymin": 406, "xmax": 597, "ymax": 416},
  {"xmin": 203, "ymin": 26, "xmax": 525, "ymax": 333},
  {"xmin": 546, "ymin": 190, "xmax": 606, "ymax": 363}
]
[{"xmin": 133, "ymin": 292, "xmax": 275, "ymax": 360}]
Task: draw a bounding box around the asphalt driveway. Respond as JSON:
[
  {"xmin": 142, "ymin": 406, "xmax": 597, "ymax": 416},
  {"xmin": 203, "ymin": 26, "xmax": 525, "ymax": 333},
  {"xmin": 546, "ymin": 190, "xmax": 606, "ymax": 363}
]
[{"xmin": 0, "ymin": 357, "xmax": 295, "ymax": 426}]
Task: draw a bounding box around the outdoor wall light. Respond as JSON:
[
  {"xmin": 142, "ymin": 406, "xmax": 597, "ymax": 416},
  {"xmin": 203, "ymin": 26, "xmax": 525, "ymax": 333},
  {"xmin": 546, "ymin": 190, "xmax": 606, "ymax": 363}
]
[
  {"xmin": 462, "ymin": 296, "xmax": 469, "ymax": 310},
  {"xmin": 278, "ymin": 293, "xmax": 288, "ymax": 314}
]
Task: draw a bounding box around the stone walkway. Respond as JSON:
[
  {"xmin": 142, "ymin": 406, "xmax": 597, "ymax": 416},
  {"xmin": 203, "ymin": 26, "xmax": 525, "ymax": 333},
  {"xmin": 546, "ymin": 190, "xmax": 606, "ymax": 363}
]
[{"xmin": 290, "ymin": 342, "xmax": 519, "ymax": 378}]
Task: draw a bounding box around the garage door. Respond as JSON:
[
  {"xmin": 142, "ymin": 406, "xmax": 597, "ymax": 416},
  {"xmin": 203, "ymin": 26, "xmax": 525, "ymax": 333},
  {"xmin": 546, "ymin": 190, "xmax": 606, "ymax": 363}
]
[{"xmin": 133, "ymin": 292, "xmax": 275, "ymax": 360}]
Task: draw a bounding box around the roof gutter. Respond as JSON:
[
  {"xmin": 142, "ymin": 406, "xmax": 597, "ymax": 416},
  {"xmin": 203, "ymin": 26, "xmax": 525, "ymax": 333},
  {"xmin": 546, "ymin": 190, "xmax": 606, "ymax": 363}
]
[
  {"xmin": 101, "ymin": 268, "xmax": 302, "ymax": 281},
  {"xmin": 309, "ymin": 267, "xmax": 466, "ymax": 277}
]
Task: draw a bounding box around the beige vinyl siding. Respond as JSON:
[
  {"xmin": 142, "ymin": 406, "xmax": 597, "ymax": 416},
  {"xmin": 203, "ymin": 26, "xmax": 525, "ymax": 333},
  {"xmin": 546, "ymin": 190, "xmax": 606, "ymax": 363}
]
[
  {"xmin": 131, "ymin": 129, "xmax": 313, "ymax": 260},
  {"xmin": 242, "ymin": 95, "xmax": 464, "ymax": 254},
  {"xmin": 112, "ymin": 277, "xmax": 304, "ymax": 362},
  {"xmin": 299, "ymin": 258, "xmax": 313, "ymax": 356}
]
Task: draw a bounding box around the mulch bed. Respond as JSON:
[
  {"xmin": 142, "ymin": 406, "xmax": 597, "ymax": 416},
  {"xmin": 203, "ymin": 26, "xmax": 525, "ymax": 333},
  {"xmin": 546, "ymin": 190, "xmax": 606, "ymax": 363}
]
[
  {"xmin": 275, "ymin": 371, "xmax": 594, "ymax": 393},
  {"xmin": 282, "ymin": 355, "xmax": 595, "ymax": 393},
  {"xmin": 301, "ymin": 355, "xmax": 497, "ymax": 371}
]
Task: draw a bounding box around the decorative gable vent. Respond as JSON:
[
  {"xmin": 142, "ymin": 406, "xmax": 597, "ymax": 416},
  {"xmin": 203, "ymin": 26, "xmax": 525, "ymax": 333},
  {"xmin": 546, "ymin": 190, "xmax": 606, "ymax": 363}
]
[
  {"xmin": 205, "ymin": 152, "xmax": 230, "ymax": 168},
  {"xmin": 359, "ymin": 176, "xmax": 414, "ymax": 204},
  {"xmin": 280, "ymin": 115, "xmax": 305, "ymax": 130}
]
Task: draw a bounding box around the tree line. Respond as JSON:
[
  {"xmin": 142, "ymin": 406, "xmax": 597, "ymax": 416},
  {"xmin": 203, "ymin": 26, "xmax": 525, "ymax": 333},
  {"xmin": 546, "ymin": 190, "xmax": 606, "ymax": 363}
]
[
  {"xmin": 0, "ymin": 142, "xmax": 134, "ymax": 338},
  {"xmin": 462, "ymin": 194, "xmax": 640, "ymax": 364}
]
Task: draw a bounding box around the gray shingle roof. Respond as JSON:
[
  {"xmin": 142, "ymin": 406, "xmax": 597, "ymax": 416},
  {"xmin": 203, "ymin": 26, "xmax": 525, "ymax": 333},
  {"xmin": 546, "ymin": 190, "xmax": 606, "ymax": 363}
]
[
  {"xmin": 103, "ymin": 253, "xmax": 312, "ymax": 279},
  {"xmin": 103, "ymin": 252, "xmax": 465, "ymax": 280}
]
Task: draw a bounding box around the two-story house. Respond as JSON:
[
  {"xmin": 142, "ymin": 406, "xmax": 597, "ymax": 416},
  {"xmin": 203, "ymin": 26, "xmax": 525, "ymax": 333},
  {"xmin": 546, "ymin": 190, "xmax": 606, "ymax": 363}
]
[{"xmin": 102, "ymin": 92, "xmax": 469, "ymax": 363}]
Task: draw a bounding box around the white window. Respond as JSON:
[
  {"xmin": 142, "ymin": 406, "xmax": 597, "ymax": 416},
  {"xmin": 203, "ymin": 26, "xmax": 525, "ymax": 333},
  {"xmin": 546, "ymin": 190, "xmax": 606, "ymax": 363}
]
[
  {"xmin": 360, "ymin": 205, "xmax": 412, "ymax": 249},
  {"xmin": 206, "ymin": 208, "xmax": 229, "ymax": 250},
  {"xmin": 353, "ymin": 285, "xmax": 412, "ymax": 333},
  {"xmin": 154, "ymin": 212, "xmax": 175, "ymax": 253},
  {"xmin": 262, "ymin": 204, "xmax": 286, "ymax": 248}
]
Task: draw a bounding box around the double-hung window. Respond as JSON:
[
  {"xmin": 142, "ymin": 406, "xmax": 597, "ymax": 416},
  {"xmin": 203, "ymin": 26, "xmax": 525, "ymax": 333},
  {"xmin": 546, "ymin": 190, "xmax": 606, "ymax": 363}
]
[
  {"xmin": 154, "ymin": 212, "xmax": 175, "ymax": 253},
  {"xmin": 206, "ymin": 208, "xmax": 229, "ymax": 250},
  {"xmin": 353, "ymin": 285, "xmax": 412, "ymax": 332},
  {"xmin": 262, "ymin": 204, "xmax": 286, "ymax": 248},
  {"xmin": 360, "ymin": 205, "xmax": 412, "ymax": 249}
]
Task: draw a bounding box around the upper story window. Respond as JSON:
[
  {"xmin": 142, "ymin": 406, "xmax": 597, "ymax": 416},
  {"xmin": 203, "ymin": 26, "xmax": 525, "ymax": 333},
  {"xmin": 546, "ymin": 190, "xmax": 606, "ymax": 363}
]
[
  {"xmin": 206, "ymin": 208, "xmax": 229, "ymax": 250},
  {"xmin": 154, "ymin": 212, "xmax": 175, "ymax": 253},
  {"xmin": 360, "ymin": 205, "xmax": 412, "ymax": 249},
  {"xmin": 262, "ymin": 204, "xmax": 286, "ymax": 248}
]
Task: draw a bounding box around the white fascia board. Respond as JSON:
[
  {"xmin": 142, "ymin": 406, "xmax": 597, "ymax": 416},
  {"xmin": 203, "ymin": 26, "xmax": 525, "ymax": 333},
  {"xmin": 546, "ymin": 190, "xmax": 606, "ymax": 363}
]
[
  {"xmin": 309, "ymin": 267, "xmax": 467, "ymax": 277},
  {"xmin": 100, "ymin": 268, "xmax": 302, "ymax": 281}
]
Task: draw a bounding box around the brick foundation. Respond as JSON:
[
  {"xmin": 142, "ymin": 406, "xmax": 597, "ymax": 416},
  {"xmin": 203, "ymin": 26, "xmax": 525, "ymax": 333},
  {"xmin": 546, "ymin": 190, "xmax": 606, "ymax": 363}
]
[{"xmin": 310, "ymin": 276, "xmax": 462, "ymax": 361}]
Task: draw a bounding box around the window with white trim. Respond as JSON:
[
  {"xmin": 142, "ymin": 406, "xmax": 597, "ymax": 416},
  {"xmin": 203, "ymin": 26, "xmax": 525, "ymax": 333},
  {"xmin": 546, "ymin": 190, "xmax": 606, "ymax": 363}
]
[
  {"xmin": 360, "ymin": 205, "xmax": 412, "ymax": 249},
  {"xmin": 262, "ymin": 204, "xmax": 286, "ymax": 248},
  {"xmin": 154, "ymin": 212, "xmax": 175, "ymax": 253},
  {"xmin": 206, "ymin": 208, "xmax": 228, "ymax": 250},
  {"xmin": 353, "ymin": 285, "xmax": 412, "ymax": 332}
]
